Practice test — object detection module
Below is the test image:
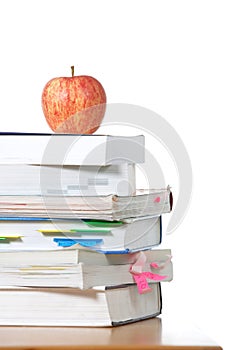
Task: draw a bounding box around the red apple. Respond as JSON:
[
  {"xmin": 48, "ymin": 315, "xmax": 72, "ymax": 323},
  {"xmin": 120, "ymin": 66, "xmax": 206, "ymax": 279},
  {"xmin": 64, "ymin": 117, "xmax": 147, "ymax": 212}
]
[{"xmin": 41, "ymin": 66, "xmax": 106, "ymax": 134}]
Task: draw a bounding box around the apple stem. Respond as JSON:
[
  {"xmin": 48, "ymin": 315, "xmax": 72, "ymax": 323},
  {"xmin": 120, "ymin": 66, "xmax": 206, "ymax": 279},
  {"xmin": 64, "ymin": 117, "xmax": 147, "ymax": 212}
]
[{"xmin": 71, "ymin": 66, "xmax": 74, "ymax": 77}]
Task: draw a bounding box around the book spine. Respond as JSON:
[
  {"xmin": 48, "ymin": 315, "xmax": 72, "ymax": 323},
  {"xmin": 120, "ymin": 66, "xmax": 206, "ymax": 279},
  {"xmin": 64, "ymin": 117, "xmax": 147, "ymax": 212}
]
[
  {"xmin": 158, "ymin": 282, "xmax": 162, "ymax": 315},
  {"xmin": 159, "ymin": 216, "xmax": 162, "ymax": 244}
]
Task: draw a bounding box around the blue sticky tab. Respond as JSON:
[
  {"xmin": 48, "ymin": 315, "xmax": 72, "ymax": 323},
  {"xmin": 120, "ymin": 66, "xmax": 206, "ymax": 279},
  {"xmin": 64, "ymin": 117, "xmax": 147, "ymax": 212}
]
[
  {"xmin": 95, "ymin": 249, "xmax": 130, "ymax": 254},
  {"xmin": 53, "ymin": 238, "xmax": 103, "ymax": 248},
  {"xmin": 0, "ymin": 217, "xmax": 51, "ymax": 221},
  {"xmin": 54, "ymin": 239, "xmax": 75, "ymax": 247}
]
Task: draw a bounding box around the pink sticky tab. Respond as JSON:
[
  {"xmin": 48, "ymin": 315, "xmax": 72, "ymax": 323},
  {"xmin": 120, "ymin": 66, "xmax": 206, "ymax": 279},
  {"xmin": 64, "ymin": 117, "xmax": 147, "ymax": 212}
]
[
  {"xmin": 130, "ymin": 251, "xmax": 147, "ymax": 274},
  {"xmin": 132, "ymin": 273, "xmax": 152, "ymax": 294},
  {"xmin": 154, "ymin": 196, "xmax": 161, "ymax": 203},
  {"xmin": 150, "ymin": 262, "xmax": 159, "ymax": 269},
  {"xmin": 144, "ymin": 271, "xmax": 167, "ymax": 281},
  {"xmin": 151, "ymin": 255, "xmax": 172, "ymax": 270}
]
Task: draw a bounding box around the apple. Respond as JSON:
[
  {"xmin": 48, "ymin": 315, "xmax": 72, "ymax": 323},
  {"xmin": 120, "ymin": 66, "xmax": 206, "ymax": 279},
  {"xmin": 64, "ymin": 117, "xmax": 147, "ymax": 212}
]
[{"xmin": 41, "ymin": 66, "xmax": 106, "ymax": 134}]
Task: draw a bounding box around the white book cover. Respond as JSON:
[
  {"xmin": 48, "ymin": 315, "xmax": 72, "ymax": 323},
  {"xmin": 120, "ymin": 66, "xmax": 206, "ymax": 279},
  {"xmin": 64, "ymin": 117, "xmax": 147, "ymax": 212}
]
[
  {"xmin": 0, "ymin": 133, "xmax": 145, "ymax": 165},
  {"xmin": 0, "ymin": 163, "xmax": 136, "ymax": 196}
]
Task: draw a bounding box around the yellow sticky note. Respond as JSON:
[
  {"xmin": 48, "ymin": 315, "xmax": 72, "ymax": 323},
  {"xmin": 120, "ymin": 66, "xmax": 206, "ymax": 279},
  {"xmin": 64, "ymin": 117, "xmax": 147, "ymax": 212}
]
[
  {"xmin": 0, "ymin": 235, "xmax": 23, "ymax": 239},
  {"xmin": 38, "ymin": 230, "xmax": 71, "ymax": 233}
]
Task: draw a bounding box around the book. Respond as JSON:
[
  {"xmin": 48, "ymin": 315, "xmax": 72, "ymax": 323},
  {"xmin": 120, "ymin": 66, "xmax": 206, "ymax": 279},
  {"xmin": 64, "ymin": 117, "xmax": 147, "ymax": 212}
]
[
  {"xmin": 0, "ymin": 163, "xmax": 136, "ymax": 196},
  {"xmin": 0, "ymin": 216, "xmax": 162, "ymax": 254},
  {"xmin": 0, "ymin": 249, "xmax": 172, "ymax": 288},
  {"xmin": 0, "ymin": 133, "xmax": 145, "ymax": 165},
  {"xmin": 0, "ymin": 235, "xmax": 164, "ymax": 267},
  {"xmin": 0, "ymin": 283, "xmax": 162, "ymax": 326},
  {"xmin": 0, "ymin": 187, "xmax": 172, "ymax": 220}
]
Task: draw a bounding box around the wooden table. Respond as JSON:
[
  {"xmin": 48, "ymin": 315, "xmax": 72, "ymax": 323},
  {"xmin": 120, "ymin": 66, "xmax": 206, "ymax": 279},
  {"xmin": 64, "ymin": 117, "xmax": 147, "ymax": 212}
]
[{"xmin": 0, "ymin": 317, "xmax": 222, "ymax": 350}]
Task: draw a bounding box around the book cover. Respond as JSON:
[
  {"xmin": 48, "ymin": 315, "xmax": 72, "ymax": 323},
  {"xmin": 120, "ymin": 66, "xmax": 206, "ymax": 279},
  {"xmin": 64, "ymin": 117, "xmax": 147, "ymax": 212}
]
[
  {"xmin": 0, "ymin": 163, "xmax": 136, "ymax": 196},
  {"xmin": 0, "ymin": 133, "xmax": 145, "ymax": 165}
]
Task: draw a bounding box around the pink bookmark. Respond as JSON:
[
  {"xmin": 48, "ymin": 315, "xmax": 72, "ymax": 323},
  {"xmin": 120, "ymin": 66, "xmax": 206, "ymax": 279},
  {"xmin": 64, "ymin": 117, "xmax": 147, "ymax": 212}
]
[{"xmin": 130, "ymin": 252, "xmax": 170, "ymax": 294}]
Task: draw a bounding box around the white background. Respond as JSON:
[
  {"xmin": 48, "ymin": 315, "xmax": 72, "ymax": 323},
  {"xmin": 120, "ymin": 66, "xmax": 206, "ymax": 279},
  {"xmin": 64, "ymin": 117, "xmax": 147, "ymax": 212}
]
[{"xmin": 0, "ymin": 1, "xmax": 232, "ymax": 349}]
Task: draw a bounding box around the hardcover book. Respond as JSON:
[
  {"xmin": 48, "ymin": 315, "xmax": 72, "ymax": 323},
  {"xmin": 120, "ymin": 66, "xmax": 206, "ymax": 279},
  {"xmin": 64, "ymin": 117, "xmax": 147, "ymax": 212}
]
[
  {"xmin": 0, "ymin": 163, "xmax": 136, "ymax": 196},
  {"xmin": 0, "ymin": 133, "xmax": 145, "ymax": 165},
  {"xmin": 0, "ymin": 216, "xmax": 162, "ymax": 253},
  {"xmin": 0, "ymin": 283, "xmax": 162, "ymax": 326},
  {"xmin": 0, "ymin": 249, "xmax": 172, "ymax": 289}
]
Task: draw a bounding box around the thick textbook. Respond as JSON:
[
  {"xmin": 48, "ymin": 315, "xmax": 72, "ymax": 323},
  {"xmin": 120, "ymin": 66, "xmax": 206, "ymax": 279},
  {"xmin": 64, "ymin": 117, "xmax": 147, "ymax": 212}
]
[
  {"xmin": 0, "ymin": 216, "xmax": 162, "ymax": 254},
  {"xmin": 0, "ymin": 133, "xmax": 145, "ymax": 165},
  {"xmin": 0, "ymin": 187, "xmax": 172, "ymax": 220},
  {"xmin": 0, "ymin": 163, "xmax": 136, "ymax": 196},
  {"xmin": 0, "ymin": 236, "xmax": 163, "ymax": 267},
  {"xmin": 0, "ymin": 283, "xmax": 162, "ymax": 326},
  {"xmin": 0, "ymin": 249, "xmax": 172, "ymax": 288}
]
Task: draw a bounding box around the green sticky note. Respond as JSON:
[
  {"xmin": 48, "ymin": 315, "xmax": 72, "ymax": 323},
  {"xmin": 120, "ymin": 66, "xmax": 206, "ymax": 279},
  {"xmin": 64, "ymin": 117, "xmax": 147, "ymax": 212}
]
[
  {"xmin": 84, "ymin": 220, "xmax": 123, "ymax": 228},
  {"xmin": 70, "ymin": 229, "xmax": 111, "ymax": 234}
]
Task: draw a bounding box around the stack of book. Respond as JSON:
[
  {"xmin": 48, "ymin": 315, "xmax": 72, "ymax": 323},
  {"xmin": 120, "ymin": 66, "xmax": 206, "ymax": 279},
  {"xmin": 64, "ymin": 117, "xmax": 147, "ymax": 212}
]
[{"xmin": 0, "ymin": 132, "xmax": 173, "ymax": 326}]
